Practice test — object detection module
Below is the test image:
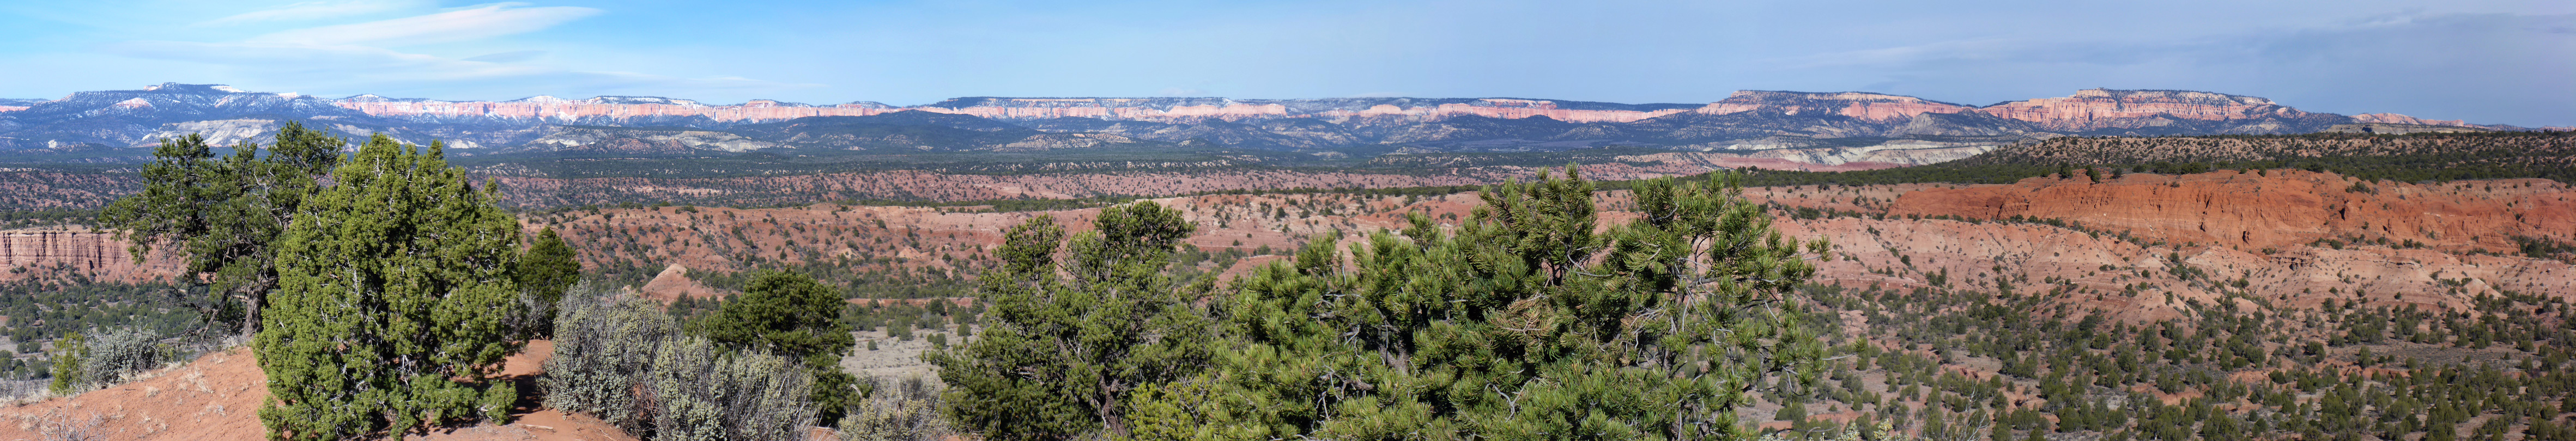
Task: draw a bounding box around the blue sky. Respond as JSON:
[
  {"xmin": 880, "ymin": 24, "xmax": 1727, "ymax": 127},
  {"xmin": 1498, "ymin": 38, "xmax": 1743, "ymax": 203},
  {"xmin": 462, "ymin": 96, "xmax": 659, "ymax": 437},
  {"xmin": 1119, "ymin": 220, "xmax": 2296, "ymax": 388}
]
[{"xmin": 1, "ymin": 1, "xmax": 2568, "ymax": 126}]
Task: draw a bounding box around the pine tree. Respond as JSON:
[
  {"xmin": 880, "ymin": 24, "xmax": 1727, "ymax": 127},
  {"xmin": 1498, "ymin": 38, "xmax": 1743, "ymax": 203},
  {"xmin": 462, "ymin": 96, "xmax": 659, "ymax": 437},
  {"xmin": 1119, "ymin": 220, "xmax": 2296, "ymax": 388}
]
[
  {"xmin": 44, "ymin": 331, "xmax": 83, "ymax": 396},
  {"xmin": 1192, "ymin": 166, "xmax": 1831, "ymax": 440},
  {"xmin": 690, "ymin": 271, "xmax": 858, "ymax": 425},
  {"xmin": 98, "ymin": 122, "xmax": 342, "ymax": 336},
  {"xmin": 256, "ymin": 135, "xmax": 524, "ymax": 440},
  {"xmin": 929, "ymin": 201, "xmax": 1211, "ymax": 440}
]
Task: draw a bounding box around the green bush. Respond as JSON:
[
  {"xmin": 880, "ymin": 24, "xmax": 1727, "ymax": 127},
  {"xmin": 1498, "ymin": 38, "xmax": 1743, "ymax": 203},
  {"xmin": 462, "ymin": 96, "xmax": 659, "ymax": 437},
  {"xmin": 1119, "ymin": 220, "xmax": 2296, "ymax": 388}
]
[
  {"xmin": 928, "ymin": 201, "xmax": 1212, "ymax": 440},
  {"xmin": 688, "ymin": 271, "xmax": 858, "ymax": 425},
  {"xmin": 45, "ymin": 332, "xmax": 82, "ymax": 396},
  {"xmin": 1199, "ymin": 168, "xmax": 1831, "ymax": 439},
  {"xmin": 256, "ymin": 136, "xmax": 526, "ymax": 439}
]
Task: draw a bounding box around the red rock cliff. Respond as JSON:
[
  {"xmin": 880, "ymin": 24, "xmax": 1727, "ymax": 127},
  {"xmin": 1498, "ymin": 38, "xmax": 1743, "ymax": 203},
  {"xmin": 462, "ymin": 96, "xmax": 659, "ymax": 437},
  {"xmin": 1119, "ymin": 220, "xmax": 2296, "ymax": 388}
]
[
  {"xmin": 0, "ymin": 227, "xmax": 183, "ymax": 282},
  {"xmin": 1886, "ymin": 169, "xmax": 2575, "ymax": 253}
]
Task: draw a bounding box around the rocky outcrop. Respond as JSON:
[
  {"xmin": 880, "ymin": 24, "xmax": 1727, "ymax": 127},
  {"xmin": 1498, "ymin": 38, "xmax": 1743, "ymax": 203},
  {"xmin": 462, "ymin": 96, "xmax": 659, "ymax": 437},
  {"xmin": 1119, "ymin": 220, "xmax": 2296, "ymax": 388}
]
[
  {"xmin": 136, "ymin": 119, "xmax": 286, "ymax": 148},
  {"xmin": 0, "ymin": 226, "xmax": 181, "ymax": 282},
  {"xmin": 522, "ymin": 126, "xmax": 779, "ymax": 154},
  {"xmin": 340, "ymin": 94, "xmax": 899, "ymax": 125},
  {"xmin": 1974, "ymin": 89, "xmax": 2346, "ymax": 133},
  {"xmin": 638, "ymin": 264, "xmax": 718, "ymax": 302},
  {"xmin": 1693, "ymin": 91, "xmax": 1979, "ymax": 122}
]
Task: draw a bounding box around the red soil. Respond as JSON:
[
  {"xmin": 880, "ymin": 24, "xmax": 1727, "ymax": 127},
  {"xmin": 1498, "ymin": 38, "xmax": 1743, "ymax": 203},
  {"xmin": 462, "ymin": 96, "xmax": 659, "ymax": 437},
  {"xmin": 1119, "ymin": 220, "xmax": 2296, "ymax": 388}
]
[{"xmin": 0, "ymin": 341, "xmax": 637, "ymax": 441}]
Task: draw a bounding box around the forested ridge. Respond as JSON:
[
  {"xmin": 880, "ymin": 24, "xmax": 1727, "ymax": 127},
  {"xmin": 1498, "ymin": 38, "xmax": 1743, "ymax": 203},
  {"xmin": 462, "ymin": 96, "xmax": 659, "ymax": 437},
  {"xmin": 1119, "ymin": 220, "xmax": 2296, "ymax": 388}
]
[{"xmin": 1740, "ymin": 131, "xmax": 2576, "ymax": 187}]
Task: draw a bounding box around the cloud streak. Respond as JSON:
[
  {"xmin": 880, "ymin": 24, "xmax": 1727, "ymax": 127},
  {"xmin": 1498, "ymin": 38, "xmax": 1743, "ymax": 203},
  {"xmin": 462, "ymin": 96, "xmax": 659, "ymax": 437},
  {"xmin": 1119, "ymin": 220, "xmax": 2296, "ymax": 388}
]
[
  {"xmin": 195, "ymin": 0, "xmax": 429, "ymax": 27},
  {"xmin": 246, "ymin": 3, "xmax": 600, "ymax": 47},
  {"xmin": 90, "ymin": 2, "xmax": 816, "ymax": 100},
  {"xmin": 243, "ymin": 3, "xmax": 600, "ymax": 47}
]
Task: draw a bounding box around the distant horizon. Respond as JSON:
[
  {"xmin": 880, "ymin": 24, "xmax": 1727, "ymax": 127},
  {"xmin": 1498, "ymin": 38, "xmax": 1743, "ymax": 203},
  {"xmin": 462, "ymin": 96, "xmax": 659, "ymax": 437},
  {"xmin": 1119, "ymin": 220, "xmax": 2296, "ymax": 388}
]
[
  {"xmin": 1, "ymin": 1, "xmax": 2567, "ymax": 127},
  {"xmin": 13, "ymin": 82, "xmax": 2521, "ymax": 125}
]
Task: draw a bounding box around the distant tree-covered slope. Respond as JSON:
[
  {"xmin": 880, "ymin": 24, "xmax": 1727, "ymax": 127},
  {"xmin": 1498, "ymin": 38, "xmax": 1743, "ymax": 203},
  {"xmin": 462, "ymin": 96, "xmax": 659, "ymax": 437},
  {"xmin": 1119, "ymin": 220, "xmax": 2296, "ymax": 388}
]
[{"xmin": 1740, "ymin": 131, "xmax": 2576, "ymax": 187}]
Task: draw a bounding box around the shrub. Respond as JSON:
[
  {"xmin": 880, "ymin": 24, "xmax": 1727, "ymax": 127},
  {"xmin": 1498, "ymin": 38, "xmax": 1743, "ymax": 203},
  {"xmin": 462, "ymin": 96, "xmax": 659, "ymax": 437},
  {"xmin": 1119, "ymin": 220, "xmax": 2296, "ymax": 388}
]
[
  {"xmin": 838, "ymin": 375, "xmax": 954, "ymax": 441},
  {"xmin": 44, "ymin": 327, "xmax": 166, "ymax": 395},
  {"xmin": 543, "ymin": 289, "xmax": 823, "ymax": 441},
  {"xmin": 542, "ymin": 291, "xmax": 676, "ymax": 433},
  {"xmin": 45, "ymin": 332, "xmax": 83, "ymax": 396},
  {"xmin": 76, "ymin": 327, "xmax": 164, "ymax": 389},
  {"xmin": 688, "ymin": 271, "xmax": 857, "ymax": 425},
  {"xmin": 649, "ymin": 336, "xmax": 816, "ymax": 441}
]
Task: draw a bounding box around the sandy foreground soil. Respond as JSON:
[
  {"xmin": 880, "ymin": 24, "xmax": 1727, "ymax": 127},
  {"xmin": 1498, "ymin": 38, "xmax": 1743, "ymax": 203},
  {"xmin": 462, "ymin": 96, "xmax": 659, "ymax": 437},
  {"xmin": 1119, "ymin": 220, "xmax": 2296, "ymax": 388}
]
[{"xmin": 0, "ymin": 340, "xmax": 643, "ymax": 441}]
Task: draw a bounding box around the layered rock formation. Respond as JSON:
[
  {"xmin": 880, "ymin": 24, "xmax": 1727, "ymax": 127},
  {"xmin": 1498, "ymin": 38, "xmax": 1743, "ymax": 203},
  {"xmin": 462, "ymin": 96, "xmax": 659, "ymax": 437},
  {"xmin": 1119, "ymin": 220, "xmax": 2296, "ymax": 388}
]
[
  {"xmin": 1, "ymin": 83, "xmax": 2546, "ymax": 159},
  {"xmin": 522, "ymin": 126, "xmax": 779, "ymax": 154},
  {"xmin": 1694, "ymin": 91, "xmax": 1979, "ymax": 121},
  {"xmin": 339, "ymin": 94, "xmax": 898, "ymax": 126},
  {"xmin": 0, "ymin": 226, "xmax": 182, "ymax": 282}
]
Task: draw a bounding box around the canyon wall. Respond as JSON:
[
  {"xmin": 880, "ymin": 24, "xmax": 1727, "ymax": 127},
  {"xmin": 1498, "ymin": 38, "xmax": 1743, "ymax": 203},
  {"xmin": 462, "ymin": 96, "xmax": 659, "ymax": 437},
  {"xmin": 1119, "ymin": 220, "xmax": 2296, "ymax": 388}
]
[{"xmin": 0, "ymin": 226, "xmax": 182, "ymax": 283}]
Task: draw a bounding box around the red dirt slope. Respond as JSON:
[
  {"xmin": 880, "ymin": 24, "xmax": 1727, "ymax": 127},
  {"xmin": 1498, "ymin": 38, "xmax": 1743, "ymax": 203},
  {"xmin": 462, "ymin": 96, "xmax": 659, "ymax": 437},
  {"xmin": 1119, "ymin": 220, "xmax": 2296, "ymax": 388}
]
[{"xmin": 0, "ymin": 341, "xmax": 634, "ymax": 441}]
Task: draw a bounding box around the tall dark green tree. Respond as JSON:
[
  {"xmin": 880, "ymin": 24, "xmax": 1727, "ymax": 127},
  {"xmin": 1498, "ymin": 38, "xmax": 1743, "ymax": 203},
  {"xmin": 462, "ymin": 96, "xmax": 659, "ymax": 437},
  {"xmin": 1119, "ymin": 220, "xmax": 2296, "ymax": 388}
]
[
  {"xmin": 1175, "ymin": 167, "xmax": 1831, "ymax": 440},
  {"xmin": 99, "ymin": 122, "xmax": 342, "ymax": 336},
  {"xmin": 515, "ymin": 226, "xmax": 581, "ymax": 336},
  {"xmin": 929, "ymin": 201, "xmax": 1213, "ymax": 440},
  {"xmin": 689, "ymin": 271, "xmax": 858, "ymax": 426},
  {"xmin": 256, "ymin": 135, "xmax": 525, "ymax": 440}
]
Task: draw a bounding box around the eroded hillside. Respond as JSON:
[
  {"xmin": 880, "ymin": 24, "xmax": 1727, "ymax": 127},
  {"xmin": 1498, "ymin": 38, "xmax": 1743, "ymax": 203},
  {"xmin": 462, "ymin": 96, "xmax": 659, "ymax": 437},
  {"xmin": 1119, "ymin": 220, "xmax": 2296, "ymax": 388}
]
[{"xmin": 544, "ymin": 168, "xmax": 2573, "ymax": 318}]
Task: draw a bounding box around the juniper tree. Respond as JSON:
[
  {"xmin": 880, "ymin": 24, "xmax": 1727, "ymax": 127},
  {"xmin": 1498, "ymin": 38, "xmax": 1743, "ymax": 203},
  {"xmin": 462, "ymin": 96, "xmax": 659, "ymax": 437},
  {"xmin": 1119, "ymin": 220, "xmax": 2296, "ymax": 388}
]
[
  {"xmin": 515, "ymin": 227, "xmax": 581, "ymax": 337},
  {"xmin": 929, "ymin": 201, "xmax": 1213, "ymax": 440},
  {"xmin": 99, "ymin": 122, "xmax": 342, "ymax": 336},
  {"xmin": 690, "ymin": 271, "xmax": 858, "ymax": 426},
  {"xmin": 1182, "ymin": 167, "xmax": 1832, "ymax": 440},
  {"xmin": 256, "ymin": 135, "xmax": 524, "ymax": 440}
]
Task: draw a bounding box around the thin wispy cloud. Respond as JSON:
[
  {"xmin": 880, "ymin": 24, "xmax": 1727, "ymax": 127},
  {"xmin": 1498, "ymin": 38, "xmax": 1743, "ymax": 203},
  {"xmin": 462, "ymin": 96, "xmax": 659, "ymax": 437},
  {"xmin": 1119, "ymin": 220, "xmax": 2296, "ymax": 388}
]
[
  {"xmin": 82, "ymin": 2, "xmax": 816, "ymax": 100},
  {"xmin": 245, "ymin": 3, "xmax": 600, "ymax": 47},
  {"xmin": 195, "ymin": 0, "xmax": 429, "ymax": 27}
]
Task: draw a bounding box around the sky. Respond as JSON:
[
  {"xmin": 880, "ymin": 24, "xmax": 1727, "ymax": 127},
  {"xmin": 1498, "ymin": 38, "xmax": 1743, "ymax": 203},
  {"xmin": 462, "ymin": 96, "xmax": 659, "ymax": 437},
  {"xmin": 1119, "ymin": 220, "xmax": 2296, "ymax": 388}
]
[{"xmin": 0, "ymin": 1, "xmax": 2568, "ymax": 126}]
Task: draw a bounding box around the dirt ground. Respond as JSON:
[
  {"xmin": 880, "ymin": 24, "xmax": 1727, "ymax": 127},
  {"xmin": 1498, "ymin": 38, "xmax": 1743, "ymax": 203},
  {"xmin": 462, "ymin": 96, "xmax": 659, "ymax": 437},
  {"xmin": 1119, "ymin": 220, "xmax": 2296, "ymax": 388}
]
[{"xmin": 0, "ymin": 340, "xmax": 641, "ymax": 441}]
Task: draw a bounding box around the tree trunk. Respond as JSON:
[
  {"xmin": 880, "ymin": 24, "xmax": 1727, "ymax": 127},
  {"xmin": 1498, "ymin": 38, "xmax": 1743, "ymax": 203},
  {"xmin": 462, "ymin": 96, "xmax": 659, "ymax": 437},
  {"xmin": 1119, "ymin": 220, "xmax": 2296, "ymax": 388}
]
[{"xmin": 241, "ymin": 291, "xmax": 260, "ymax": 337}]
